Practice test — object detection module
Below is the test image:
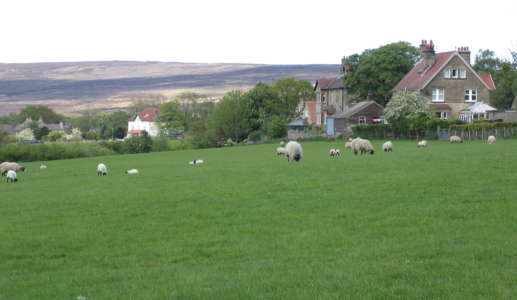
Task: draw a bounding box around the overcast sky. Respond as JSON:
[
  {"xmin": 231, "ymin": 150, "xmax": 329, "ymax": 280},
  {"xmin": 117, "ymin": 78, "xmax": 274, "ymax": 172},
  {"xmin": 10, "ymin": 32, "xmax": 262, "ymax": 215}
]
[{"xmin": 1, "ymin": 0, "xmax": 515, "ymax": 65}]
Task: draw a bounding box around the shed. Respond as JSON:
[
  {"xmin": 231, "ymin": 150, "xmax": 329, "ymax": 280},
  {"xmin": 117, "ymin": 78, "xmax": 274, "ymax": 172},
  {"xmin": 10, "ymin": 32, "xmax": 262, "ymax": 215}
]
[
  {"xmin": 287, "ymin": 119, "xmax": 309, "ymax": 131},
  {"xmin": 326, "ymin": 101, "xmax": 384, "ymax": 136}
]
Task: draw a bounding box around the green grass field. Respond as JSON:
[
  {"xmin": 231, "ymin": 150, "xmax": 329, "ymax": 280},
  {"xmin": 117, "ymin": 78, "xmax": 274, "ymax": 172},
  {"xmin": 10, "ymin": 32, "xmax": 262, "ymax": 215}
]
[{"xmin": 1, "ymin": 139, "xmax": 516, "ymax": 299}]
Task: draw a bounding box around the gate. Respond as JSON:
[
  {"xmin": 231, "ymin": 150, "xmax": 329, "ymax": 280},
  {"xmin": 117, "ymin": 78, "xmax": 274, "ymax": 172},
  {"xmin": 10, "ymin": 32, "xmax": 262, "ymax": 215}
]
[{"xmin": 437, "ymin": 129, "xmax": 450, "ymax": 141}]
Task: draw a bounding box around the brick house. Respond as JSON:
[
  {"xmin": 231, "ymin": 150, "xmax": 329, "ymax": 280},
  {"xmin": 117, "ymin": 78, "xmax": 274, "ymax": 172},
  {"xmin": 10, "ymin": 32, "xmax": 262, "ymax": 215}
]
[{"xmin": 392, "ymin": 40, "xmax": 495, "ymax": 121}]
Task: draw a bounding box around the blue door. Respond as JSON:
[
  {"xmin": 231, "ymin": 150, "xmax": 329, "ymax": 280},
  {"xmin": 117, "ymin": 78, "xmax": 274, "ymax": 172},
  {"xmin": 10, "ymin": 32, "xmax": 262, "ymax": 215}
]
[{"xmin": 327, "ymin": 118, "xmax": 334, "ymax": 136}]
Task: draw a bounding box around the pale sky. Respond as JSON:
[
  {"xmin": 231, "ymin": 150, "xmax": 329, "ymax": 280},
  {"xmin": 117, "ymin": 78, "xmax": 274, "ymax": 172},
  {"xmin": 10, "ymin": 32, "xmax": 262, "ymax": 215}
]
[{"xmin": 1, "ymin": 0, "xmax": 515, "ymax": 65}]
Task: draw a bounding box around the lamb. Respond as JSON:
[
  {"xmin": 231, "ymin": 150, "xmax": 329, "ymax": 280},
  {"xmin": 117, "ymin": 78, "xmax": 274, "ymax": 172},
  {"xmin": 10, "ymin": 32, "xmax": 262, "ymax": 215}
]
[
  {"xmin": 335, "ymin": 149, "xmax": 340, "ymax": 156},
  {"xmin": 125, "ymin": 169, "xmax": 139, "ymax": 174},
  {"xmin": 351, "ymin": 138, "xmax": 374, "ymax": 155},
  {"xmin": 330, "ymin": 149, "xmax": 336, "ymax": 156},
  {"xmin": 6, "ymin": 170, "xmax": 17, "ymax": 182},
  {"xmin": 450, "ymin": 136, "xmax": 462, "ymax": 143},
  {"xmin": 382, "ymin": 141, "xmax": 393, "ymax": 152},
  {"xmin": 97, "ymin": 163, "xmax": 107, "ymax": 175},
  {"xmin": 189, "ymin": 160, "xmax": 204, "ymax": 164},
  {"xmin": 417, "ymin": 140, "xmax": 427, "ymax": 148},
  {"xmin": 0, "ymin": 162, "xmax": 26, "ymax": 176},
  {"xmin": 488, "ymin": 135, "xmax": 496, "ymax": 144},
  {"xmin": 40, "ymin": 165, "xmax": 47, "ymax": 169},
  {"xmin": 345, "ymin": 142, "xmax": 352, "ymax": 149},
  {"xmin": 280, "ymin": 141, "xmax": 285, "ymax": 147},
  {"xmin": 277, "ymin": 147, "xmax": 286, "ymax": 156},
  {"xmin": 285, "ymin": 141, "xmax": 303, "ymax": 162}
]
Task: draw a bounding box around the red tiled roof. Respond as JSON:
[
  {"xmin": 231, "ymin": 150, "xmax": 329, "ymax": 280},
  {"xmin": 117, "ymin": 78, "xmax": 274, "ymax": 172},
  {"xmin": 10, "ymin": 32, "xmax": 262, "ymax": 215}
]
[
  {"xmin": 479, "ymin": 74, "xmax": 496, "ymax": 90},
  {"xmin": 128, "ymin": 108, "xmax": 163, "ymax": 122},
  {"xmin": 127, "ymin": 130, "xmax": 143, "ymax": 134},
  {"xmin": 315, "ymin": 78, "xmax": 334, "ymax": 90},
  {"xmin": 327, "ymin": 104, "xmax": 337, "ymax": 114},
  {"xmin": 393, "ymin": 51, "xmax": 455, "ymax": 91},
  {"xmin": 306, "ymin": 101, "xmax": 316, "ymax": 124},
  {"xmin": 429, "ymin": 103, "xmax": 452, "ymax": 110}
]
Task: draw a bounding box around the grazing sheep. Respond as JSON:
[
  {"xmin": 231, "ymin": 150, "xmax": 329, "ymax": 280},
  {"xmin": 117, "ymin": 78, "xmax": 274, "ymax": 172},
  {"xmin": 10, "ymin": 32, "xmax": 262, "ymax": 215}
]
[
  {"xmin": 97, "ymin": 163, "xmax": 107, "ymax": 175},
  {"xmin": 351, "ymin": 138, "xmax": 374, "ymax": 155},
  {"xmin": 348, "ymin": 138, "xmax": 353, "ymax": 142},
  {"xmin": 280, "ymin": 141, "xmax": 285, "ymax": 147},
  {"xmin": 488, "ymin": 135, "xmax": 496, "ymax": 144},
  {"xmin": 40, "ymin": 165, "xmax": 47, "ymax": 169},
  {"xmin": 6, "ymin": 170, "xmax": 17, "ymax": 182},
  {"xmin": 0, "ymin": 162, "xmax": 26, "ymax": 176},
  {"xmin": 125, "ymin": 169, "xmax": 139, "ymax": 174},
  {"xmin": 330, "ymin": 149, "xmax": 336, "ymax": 156},
  {"xmin": 335, "ymin": 149, "xmax": 340, "ymax": 156},
  {"xmin": 345, "ymin": 142, "xmax": 352, "ymax": 149},
  {"xmin": 285, "ymin": 141, "xmax": 303, "ymax": 162},
  {"xmin": 450, "ymin": 136, "xmax": 462, "ymax": 143},
  {"xmin": 189, "ymin": 160, "xmax": 204, "ymax": 164},
  {"xmin": 277, "ymin": 147, "xmax": 286, "ymax": 156},
  {"xmin": 417, "ymin": 141, "xmax": 427, "ymax": 148},
  {"xmin": 383, "ymin": 141, "xmax": 393, "ymax": 152}
]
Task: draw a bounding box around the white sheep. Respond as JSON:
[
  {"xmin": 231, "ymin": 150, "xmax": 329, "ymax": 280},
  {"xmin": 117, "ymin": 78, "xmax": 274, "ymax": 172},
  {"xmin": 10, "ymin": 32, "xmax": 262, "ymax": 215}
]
[
  {"xmin": 335, "ymin": 149, "xmax": 340, "ymax": 156},
  {"xmin": 330, "ymin": 149, "xmax": 335, "ymax": 156},
  {"xmin": 351, "ymin": 138, "xmax": 374, "ymax": 155},
  {"xmin": 40, "ymin": 165, "xmax": 47, "ymax": 169},
  {"xmin": 382, "ymin": 141, "xmax": 393, "ymax": 152},
  {"xmin": 345, "ymin": 142, "xmax": 352, "ymax": 149},
  {"xmin": 125, "ymin": 169, "xmax": 139, "ymax": 174},
  {"xmin": 348, "ymin": 138, "xmax": 353, "ymax": 142},
  {"xmin": 0, "ymin": 162, "xmax": 26, "ymax": 176},
  {"xmin": 285, "ymin": 141, "xmax": 303, "ymax": 162},
  {"xmin": 277, "ymin": 147, "xmax": 286, "ymax": 156},
  {"xmin": 417, "ymin": 140, "xmax": 427, "ymax": 148},
  {"xmin": 488, "ymin": 135, "xmax": 496, "ymax": 144},
  {"xmin": 97, "ymin": 163, "xmax": 107, "ymax": 175},
  {"xmin": 189, "ymin": 160, "xmax": 204, "ymax": 164},
  {"xmin": 450, "ymin": 136, "xmax": 462, "ymax": 143},
  {"xmin": 280, "ymin": 141, "xmax": 285, "ymax": 147},
  {"xmin": 6, "ymin": 170, "xmax": 17, "ymax": 182}
]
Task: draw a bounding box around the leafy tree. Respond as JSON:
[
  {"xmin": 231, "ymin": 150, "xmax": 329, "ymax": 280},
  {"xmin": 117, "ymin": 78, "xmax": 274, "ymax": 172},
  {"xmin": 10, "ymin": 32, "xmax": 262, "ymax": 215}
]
[
  {"xmin": 384, "ymin": 91, "xmax": 435, "ymax": 131},
  {"xmin": 210, "ymin": 90, "xmax": 251, "ymax": 142},
  {"xmin": 64, "ymin": 128, "xmax": 83, "ymax": 141},
  {"xmin": 35, "ymin": 126, "xmax": 50, "ymax": 140},
  {"xmin": 157, "ymin": 100, "xmax": 184, "ymax": 136},
  {"xmin": 99, "ymin": 110, "xmax": 130, "ymax": 139},
  {"xmin": 124, "ymin": 131, "xmax": 152, "ymax": 153},
  {"xmin": 343, "ymin": 41, "xmax": 420, "ymax": 106},
  {"xmin": 17, "ymin": 128, "xmax": 35, "ymax": 141},
  {"xmin": 0, "ymin": 112, "xmax": 18, "ymax": 125},
  {"xmin": 269, "ymin": 118, "xmax": 288, "ymax": 139},
  {"xmin": 48, "ymin": 131, "xmax": 64, "ymax": 141},
  {"xmin": 87, "ymin": 131, "xmax": 100, "ymax": 140},
  {"xmin": 270, "ymin": 78, "xmax": 315, "ymax": 121},
  {"xmin": 16, "ymin": 106, "xmax": 60, "ymax": 124}
]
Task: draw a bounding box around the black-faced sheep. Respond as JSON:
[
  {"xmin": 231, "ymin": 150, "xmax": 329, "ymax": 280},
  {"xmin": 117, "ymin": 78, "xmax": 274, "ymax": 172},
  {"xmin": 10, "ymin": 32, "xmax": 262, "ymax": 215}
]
[
  {"xmin": 382, "ymin": 141, "xmax": 393, "ymax": 152},
  {"xmin": 417, "ymin": 140, "xmax": 427, "ymax": 148},
  {"xmin": 285, "ymin": 141, "xmax": 303, "ymax": 162},
  {"xmin": 97, "ymin": 163, "xmax": 107, "ymax": 175},
  {"xmin": 335, "ymin": 149, "xmax": 340, "ymax": 156},
  {"xmin": 330, "ymin": 149, "xmax": 335, "ymax": 156},
  {"xmin": 189, "ymin": 160, "xmax": 204, "ymax": 164},
  {"xmin": 0, "ymin": 162, "xmax": 26, "ymax": 176},
  {"xmin": 6, "ymin": 170, "xmax": 17, "ymax": 182},
  {"xmin": 450, "ymin": 136, "xmax": 462, "ymax": 143},
  {"xmin": 351, "ymin": 138, "xmax": 374, "ymax": 155},
  {"xmin": 125, "ymin": 169, "xmax": 139, "ymax": 174}
]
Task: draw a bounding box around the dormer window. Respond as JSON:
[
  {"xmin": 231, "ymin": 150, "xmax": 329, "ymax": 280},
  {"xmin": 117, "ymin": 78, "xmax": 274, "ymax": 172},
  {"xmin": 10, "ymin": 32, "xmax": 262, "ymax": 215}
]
[
  {"xmin": 460, "ymin": 69, "xmax": 466, "ymax": 78},
  {"xmin": 444, "ymin": 69, "xmax": 450, "ymax": 78},
  {"xmin": 452, "ymin": 69, "xmax": 458, "ymax": 78}
]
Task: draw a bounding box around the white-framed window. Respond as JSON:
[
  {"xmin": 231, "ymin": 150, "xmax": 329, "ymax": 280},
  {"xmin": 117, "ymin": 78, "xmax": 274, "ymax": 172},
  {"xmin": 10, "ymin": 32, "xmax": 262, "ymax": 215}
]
[
  {"xmin": 436, "ymin": 112, "xmax": 448, "ymax": 119},
  {"xmin": 431, "ymin": 89, "xmax": 444, "ymax": 102},
  {"xmin": 465, "ymin": 89, "xmax": 477, "ymax": 102},
  {"xmin": 452, "ymin": 69, "xmax": 458, "ymax": 78},
  {"xmin": 359, "ymin": 116, "xmax": 366, "ymax": 125},
  {"xmin": 460, "ymin": 69, "xmax": 466, "ymax": 78},
  {"xmin": 443, "ymin": 112, "xmax": 448, "ymax": 120},
  {"xmin": 436, "ymin": 112, "xmax": 442, "ymax": 119},
  {"xmin": 444, "ymin": 69, "xmax": 450, "ymax": 78}
]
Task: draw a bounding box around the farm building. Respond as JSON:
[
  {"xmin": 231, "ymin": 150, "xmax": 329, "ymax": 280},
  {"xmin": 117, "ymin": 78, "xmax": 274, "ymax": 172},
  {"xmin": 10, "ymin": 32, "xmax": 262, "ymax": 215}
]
[{"xmin": 326, "ymin": 101, "xmax": 384, "ymax": 136}]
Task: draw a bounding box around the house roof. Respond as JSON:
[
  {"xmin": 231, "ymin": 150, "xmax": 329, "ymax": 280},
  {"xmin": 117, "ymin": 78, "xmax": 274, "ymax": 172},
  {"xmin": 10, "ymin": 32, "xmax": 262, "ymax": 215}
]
[
  {"xmin": 429, "ymin": 103, "xmax": 452, "ymax": 110},
  {"xmin": 328, "ymin": 101, "xmax": 383, "ymax": 119},
  {"xmin": 459, "ymin": 102, "xmax": 496, "ymax": 114},
  {"xmin": 314, "ymin": 75, "xmax": 345, "ymax": 91},
  {"xmin": 287, "ymin": 119, "xmax": 309, "ymax": 127},
  {"xmin": 306, "ymin": 101, "xmax": 316, "ymax": 124},
  {"xmin": 315, "ymin": 78, "xmax": 334, "ymax": 90},
  {"xmin": 128, "ymin": 108, "xmax": 163, "ymax": 122},
  {"xmin": 393, "ymin": 51, "xmax": 495, "ymax": 92},
  {"xmin": 127, "ymin": 130, "xmax": 144, "ymax": 134}
]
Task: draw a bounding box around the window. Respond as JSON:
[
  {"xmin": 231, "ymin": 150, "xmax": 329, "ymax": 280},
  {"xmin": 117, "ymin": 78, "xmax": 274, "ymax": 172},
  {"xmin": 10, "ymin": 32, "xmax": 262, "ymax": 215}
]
[
  {"xmin": 465, "ymin": 90, "xmax": 477, "ymax": 102},
  {"xmin": 460, "ymin": 69, "xmax": 466, "ymax": 78},
  {"xmin": 322, "ymin": 94, "xmax": 326, "ymax": 103},
  {"xmin": 443, "ymin": 112, "xmax": 448, "ymax": 120},
  {"xmin": 436, "ymin": 112, "xmax": 442, "ymax": 119},
  {"xmin": 444, "ymin": 69, "xmax": 450, "ymax": 78},
  {"xmin": 432, "ymin": 89, "xmax": 444, "ymax": 102},
  {"xmin": 436, "ymin": 112, "xmax": 448, "ymax": 120},
  {"xmin": 452, "ymin": 69, "xmax": 458, "ymax": 78},
  {"xmin": 359, "ymin": 116, "xmax": 366, "ymax": 125}
]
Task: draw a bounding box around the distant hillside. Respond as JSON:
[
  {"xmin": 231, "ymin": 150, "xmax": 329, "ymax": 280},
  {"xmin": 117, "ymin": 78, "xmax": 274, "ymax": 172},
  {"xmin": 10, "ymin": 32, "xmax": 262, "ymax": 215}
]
[{"xmin": 0, "ymin": 61, "xmax": 339, "ymax": 116}]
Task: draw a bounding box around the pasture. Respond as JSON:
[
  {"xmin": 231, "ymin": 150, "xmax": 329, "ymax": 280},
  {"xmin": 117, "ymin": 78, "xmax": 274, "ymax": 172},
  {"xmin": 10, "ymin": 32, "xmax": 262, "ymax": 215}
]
[{"xmin": 1, "ymin": 139, "xmax": 516, "ymax": 299}]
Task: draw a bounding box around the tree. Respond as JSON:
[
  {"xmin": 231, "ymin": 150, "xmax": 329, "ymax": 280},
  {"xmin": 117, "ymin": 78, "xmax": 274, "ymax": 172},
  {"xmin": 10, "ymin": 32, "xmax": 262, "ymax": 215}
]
[
  {"xmin": 48, "ymin": 131, "xmax": 64, "ymax": 141},
  {"xmin": 124, "ymin": 131, "xmax": 152, "ymax": 153},
  {"xmin": 270, "ymin": 78, "xmax": 315, "ymax": 121},
  {"xmin": 17, "ymin": 128, "xmax": 35, "ymax": 141},
  {"xmin": 210, "ymin": 90, "xmax": 251, "ymax": 142},
  {"xmin": 384, "ymin": 91, "xmax": 435, "ymax": 131},
  {"xmin": 157, "ymin": 100, "xmax": 184, "ymax": 136},
  {"xmin": 343, "ymin": 41, "xmax": 420, "ymax": 106},
  {"xmin": 16, "ymin": 106, "xmax": 60, "ymax": 124},
  {"xmin": 35, "ymin": 126, "xmax": 50, "ymax": 140},
  {"xmin": 268, "ymin": 118, "xmax": 288, "ymax": 139},
  {"xmin": 64, "ymin": 128, "xmax": 83, "ymax": 141},
  {"xmin": 130, "ymin": 94, "xmax": 168, "ymax": 111}
]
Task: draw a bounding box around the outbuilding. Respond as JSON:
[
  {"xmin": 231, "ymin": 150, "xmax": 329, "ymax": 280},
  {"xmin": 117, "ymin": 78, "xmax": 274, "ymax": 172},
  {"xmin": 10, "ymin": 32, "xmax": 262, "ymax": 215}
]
[{"xmin": 326, "ymin": 101, "xmax": 384, "ymax": 136}]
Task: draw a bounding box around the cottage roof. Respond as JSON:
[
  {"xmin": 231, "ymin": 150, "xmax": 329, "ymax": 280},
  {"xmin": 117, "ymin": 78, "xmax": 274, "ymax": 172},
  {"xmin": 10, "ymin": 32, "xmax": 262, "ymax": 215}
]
[
  {"xmin": 306, "ymin": 101, "xmax": 316, "ymax": 124},
  {"xmin": 328, "ymin": 101, "xmax": 383, "ymax": 119},
  {"xmin": 459, "ymin": 102, "xmax": 496, "ymax": 114},
  {"xmin": 128, "ymin": 108, "xmax": 163, "ymax": 122},
  {"xmin": 393, "ymin": 51, "xmax": 495, "ymax": 92},
  {"xmin": 287, "ymin": 119, "xmax": 309, "ymax": 127}
]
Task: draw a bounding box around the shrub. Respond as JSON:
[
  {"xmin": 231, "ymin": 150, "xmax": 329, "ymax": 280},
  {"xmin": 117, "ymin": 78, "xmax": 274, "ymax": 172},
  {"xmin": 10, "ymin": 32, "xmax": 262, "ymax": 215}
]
[{"xmin": 152, "ymin": 139, "xmax": 172, "ymax": 152}]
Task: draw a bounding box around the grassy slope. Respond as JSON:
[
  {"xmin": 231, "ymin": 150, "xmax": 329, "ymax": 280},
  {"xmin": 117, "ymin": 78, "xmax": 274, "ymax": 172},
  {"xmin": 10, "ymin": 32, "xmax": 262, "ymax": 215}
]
[{"xmin": 1, "ymin": 140, "xmax": 516, "ymax": 299}]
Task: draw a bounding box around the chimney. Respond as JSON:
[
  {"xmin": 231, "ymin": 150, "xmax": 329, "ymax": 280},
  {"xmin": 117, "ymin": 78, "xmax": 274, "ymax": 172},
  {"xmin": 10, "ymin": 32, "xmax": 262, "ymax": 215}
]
[
  {"xmin": 419, "ymin": 39, "xmax": 427, "ymax": 60},
  {"xmin": 135, "ymin": 107, "xmax": 139, "ymax": 112},
  {"xmin": 458, "ymin": 46, "xmax": 471, "ymax": 65},
  {"xmin": 422, "ymin": 39, "xmax": 436, "ymax": 71},
  {"xmin": 340, "ymin": 56, "xmax": 349, "ymax": 75},
  {"xmin": 39, "ymin": 116, "xmax": 43, "ymax": 122}
]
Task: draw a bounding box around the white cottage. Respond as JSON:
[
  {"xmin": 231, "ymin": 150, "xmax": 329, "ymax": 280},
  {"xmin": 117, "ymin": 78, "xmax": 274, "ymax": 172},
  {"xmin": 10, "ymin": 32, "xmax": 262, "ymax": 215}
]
[{"xmin": 127, "ymin": 108, "xmax": 162, "ymax": 138}]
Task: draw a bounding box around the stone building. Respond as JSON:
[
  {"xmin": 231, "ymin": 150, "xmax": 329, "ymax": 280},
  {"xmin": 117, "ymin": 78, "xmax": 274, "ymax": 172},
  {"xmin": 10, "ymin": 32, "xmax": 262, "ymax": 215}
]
[{"xmin": 392, "ymin": 40, "xmax": 495, "ymax": 121}]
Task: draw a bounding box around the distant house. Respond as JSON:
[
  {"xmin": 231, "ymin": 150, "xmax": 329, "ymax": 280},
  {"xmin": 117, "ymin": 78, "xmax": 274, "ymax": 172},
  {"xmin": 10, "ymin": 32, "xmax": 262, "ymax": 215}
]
[
  {"xmin": 326, "ymin": 101, "xmax": 384, "ymax": 136},
  {"xmin": 393, "ymin": 39, "xmax": 495, "ymax": 122},
  {"xmin": 127, "ymin": 108, "xmax": 162, "ymax": 138},
  {"xmin": 287, "ymin": 119, "xmax": 309, "ymax": 131},
  {"xmin": 13, "ymin": 116, "xmax": 71, "ymax": 135}
]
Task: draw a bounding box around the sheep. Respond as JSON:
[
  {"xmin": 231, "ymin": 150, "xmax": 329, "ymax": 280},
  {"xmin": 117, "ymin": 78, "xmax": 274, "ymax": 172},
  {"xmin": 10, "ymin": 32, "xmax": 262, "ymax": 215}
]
[
  {"xmin": 417, "ymin": 141, "xmax": 427, "ymax": 148},
  {"xmin": 450, "ymin": 136, "xmax": 462, "ymax": 143},
  {"xmin": 125, "ymin": 169, "xmax": 139, "ymax": 174},
  {"xmin": 0, "ymin": 162, "xmax": 26, "ymax": 176},
  {"xmin": 345, "ymin": 142, "xmax": 352, "ymax": 149},
  {"xmin": 382, "ymin": 141, "xmax": 393, "ymax": 152},
  {"xmin": 348, "ymin": 138, "xmax": 353, "ymax": 142},
  {"xmin": 189, "ymin": 160, "xmax": 204, "ymax": 164},
  {"xmin": 330, "ymin": 149, "xmax": 336, "ymax": 156},
  {"xmin": 351, "ymin": 138, "xmax": 374, "ymax": 155},
  {"xmin": 285, "ymin": 141, "xmax": 303, "ymax": 162},
  {"xmin": 277, "ymin": 147, "xmax": 286, "ymax": 156},
  {"xmin": 488, "ymin": 135, "xmax": 496, "ymax": 144},
  {"xmin": 335, "ymin": 149, "xmax": 340, "ymax": 156},
  {"xmin": 97, "ymin": 163, "xmax": 107, "ymax": 175},
  {"xmin": 280, "ymin": 141, "xmax": 285, "ymax": 147},
  {"xmin": 6, "ymin": 170, "xmax": 17, "ymax": 182},
  {"xmin": 40, "ymin": 165, "xmax": 47, "ymax": 169}
]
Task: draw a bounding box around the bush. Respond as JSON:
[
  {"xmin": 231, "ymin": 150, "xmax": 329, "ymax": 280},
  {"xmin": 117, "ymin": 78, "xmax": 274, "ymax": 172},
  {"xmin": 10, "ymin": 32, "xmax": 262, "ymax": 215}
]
[
  {"xmin": 248, "ymin": 130, "xmax": 264, "ymax": 142},
  {"xmin": 269, "ymin": 119, "xmax": 288, "ymax": 139},
  {"xmin": 152, "ymin": 139, "xmax": 172, "ymax": 152}
]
